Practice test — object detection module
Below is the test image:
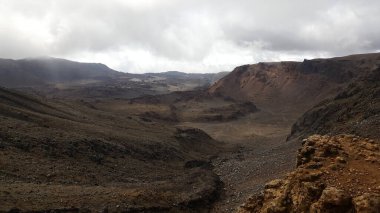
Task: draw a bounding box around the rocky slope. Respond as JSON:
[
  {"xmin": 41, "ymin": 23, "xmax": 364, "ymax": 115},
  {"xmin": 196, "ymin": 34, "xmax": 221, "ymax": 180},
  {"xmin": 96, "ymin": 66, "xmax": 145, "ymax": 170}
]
[
  {"xmin": 238, "ymin": 134, "xmax": 380, "ymax": 213},
  {"xmin": 289, "ymin": 67, "xmax": 380, "ymax": 141},
  {"xmin": 0, "ymin": 87, "xmax": 223, "ymax": 212},
  {"xmin": 209, "ymin": 53, "xmax": 380, "ymax": 113}
]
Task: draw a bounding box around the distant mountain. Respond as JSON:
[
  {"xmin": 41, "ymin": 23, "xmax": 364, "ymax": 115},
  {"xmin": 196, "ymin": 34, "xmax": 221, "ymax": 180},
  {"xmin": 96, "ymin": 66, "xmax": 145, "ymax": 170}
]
[
  {"xmin": 146, "ymin": 71, "xmax": 229, "ymax": 84},
  {"xmin": 209, "ymin": 53, "xmax": 380, "ymax": 114},
  {"xmin": 0, "ymin": 57, "xmax": 124, "ymax": 87},
  {"xmin": 0, "ymin": 57, "xmax": 229, "ymax": 100},
  {"xmin": 150, "ymin": 71, "xmax": 189, "ymax": 77}
]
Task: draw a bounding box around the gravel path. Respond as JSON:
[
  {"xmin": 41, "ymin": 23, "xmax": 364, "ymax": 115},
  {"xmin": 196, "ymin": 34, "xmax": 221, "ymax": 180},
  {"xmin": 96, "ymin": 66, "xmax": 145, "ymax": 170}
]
[{"xmin": 210, "ymin": 137, "xmax": 300, "ymax": 212}]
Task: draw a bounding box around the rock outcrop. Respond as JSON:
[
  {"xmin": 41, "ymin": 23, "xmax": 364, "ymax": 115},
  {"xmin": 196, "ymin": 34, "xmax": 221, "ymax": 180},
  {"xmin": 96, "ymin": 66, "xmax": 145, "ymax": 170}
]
[{"xmin": 237, "ymin": 135, "xmax": 380, "ymax": 213}]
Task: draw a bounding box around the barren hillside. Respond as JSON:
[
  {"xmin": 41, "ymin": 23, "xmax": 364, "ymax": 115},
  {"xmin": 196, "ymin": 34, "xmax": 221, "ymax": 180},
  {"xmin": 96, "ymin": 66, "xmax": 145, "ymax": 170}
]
[
  {"xmin": 209, "ymin": 53, "xmax": 380, "ymax": 113},
  {"xmin": 0, "ymin": 87, "xmax": 223, "ymax": 212}
]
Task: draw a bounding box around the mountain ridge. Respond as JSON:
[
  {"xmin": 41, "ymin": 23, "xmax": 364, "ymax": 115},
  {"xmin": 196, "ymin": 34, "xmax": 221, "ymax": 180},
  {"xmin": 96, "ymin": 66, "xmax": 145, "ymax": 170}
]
[
  {"xmin": 209, "ymin": 52, "xmax": 380, "ymax": 114},
  {"xmin": 0, "ymin": 57, "xmax": 123, "ymax": 87}
]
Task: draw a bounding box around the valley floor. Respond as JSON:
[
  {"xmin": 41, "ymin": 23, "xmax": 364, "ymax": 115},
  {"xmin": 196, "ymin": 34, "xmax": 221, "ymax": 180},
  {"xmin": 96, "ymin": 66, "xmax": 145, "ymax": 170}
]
[{"xmin": 180, "ymin": 111, "xmax": 301, "ymax": 212}]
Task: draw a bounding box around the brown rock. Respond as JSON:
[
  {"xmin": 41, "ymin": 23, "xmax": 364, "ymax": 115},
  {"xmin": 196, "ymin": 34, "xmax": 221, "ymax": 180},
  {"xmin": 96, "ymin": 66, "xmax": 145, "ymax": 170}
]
[
  {"xmin": 310, "ymin": 187, "xmax": 352, "ymax": 212},
  {"xmin": 264, "ymin": 179, "xmax": 283, "ymax": 189},
  {"xmin": 335, "ymin": 156, "xmax": 346, "ymax": 164},
  {"xmin": 353, "ymin": 193, "xmax": 380, "ymax": 213}
]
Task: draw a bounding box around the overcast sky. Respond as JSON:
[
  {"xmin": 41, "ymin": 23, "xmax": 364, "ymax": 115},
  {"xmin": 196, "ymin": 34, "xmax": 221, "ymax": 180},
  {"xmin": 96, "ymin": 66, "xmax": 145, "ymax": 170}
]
[{"xmin": 1, "ymin": 0, "xmax": 379, "ymax": 73}]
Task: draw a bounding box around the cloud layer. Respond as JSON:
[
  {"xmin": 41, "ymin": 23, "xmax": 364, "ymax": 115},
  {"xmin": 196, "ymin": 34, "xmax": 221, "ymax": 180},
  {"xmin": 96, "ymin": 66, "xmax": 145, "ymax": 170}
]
[{"xmin": 1, "ymin": 0, "xmax": 379, "ymax": 73}]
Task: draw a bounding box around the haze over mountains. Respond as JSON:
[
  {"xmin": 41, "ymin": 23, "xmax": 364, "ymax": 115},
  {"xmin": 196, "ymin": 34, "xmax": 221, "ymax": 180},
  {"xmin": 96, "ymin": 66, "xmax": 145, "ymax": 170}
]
[
  {"xmin": 0, "ymin": 57, "xmax": 122, "ymax": 87},
  {"xmin": 0, "ymin": 52, "xmax": 380, "ymax": 212},
  {"xmin": 0, "ymin": 57, "xmax": 228, "ymax": 100}
]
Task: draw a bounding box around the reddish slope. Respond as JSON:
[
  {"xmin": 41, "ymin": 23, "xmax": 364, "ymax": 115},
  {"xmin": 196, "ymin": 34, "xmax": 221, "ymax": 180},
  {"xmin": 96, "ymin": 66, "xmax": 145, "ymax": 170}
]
[{"xmin": 209, "ymin": 53, "xmax": 380, "ymax": 114}]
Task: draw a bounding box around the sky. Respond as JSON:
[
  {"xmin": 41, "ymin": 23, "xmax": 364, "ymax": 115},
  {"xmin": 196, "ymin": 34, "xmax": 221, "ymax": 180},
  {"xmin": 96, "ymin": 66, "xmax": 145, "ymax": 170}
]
[{"xmin": 0, "ymin": 0, "xmax": 379, "ymax": 73}]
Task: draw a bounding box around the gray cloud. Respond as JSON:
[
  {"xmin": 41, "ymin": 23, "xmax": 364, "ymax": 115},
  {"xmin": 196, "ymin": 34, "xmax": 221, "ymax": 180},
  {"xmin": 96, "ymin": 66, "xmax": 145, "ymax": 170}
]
[{"xmin": 0, "ymin": 0, "xmax": 379, "ymax": 73}]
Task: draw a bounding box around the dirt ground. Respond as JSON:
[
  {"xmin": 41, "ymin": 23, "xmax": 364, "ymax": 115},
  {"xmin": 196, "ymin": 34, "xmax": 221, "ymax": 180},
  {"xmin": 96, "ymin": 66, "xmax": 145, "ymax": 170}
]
[{"xmin": 180, "ymin": 111, "xmax": 301, "ymax": 212}]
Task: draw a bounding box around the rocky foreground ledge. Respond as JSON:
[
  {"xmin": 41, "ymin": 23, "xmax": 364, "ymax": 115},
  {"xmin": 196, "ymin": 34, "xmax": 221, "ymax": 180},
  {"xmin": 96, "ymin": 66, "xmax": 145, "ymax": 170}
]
[{"xmin": 237, "ymin": 134, "xmax": 380, "ymax": 213}]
